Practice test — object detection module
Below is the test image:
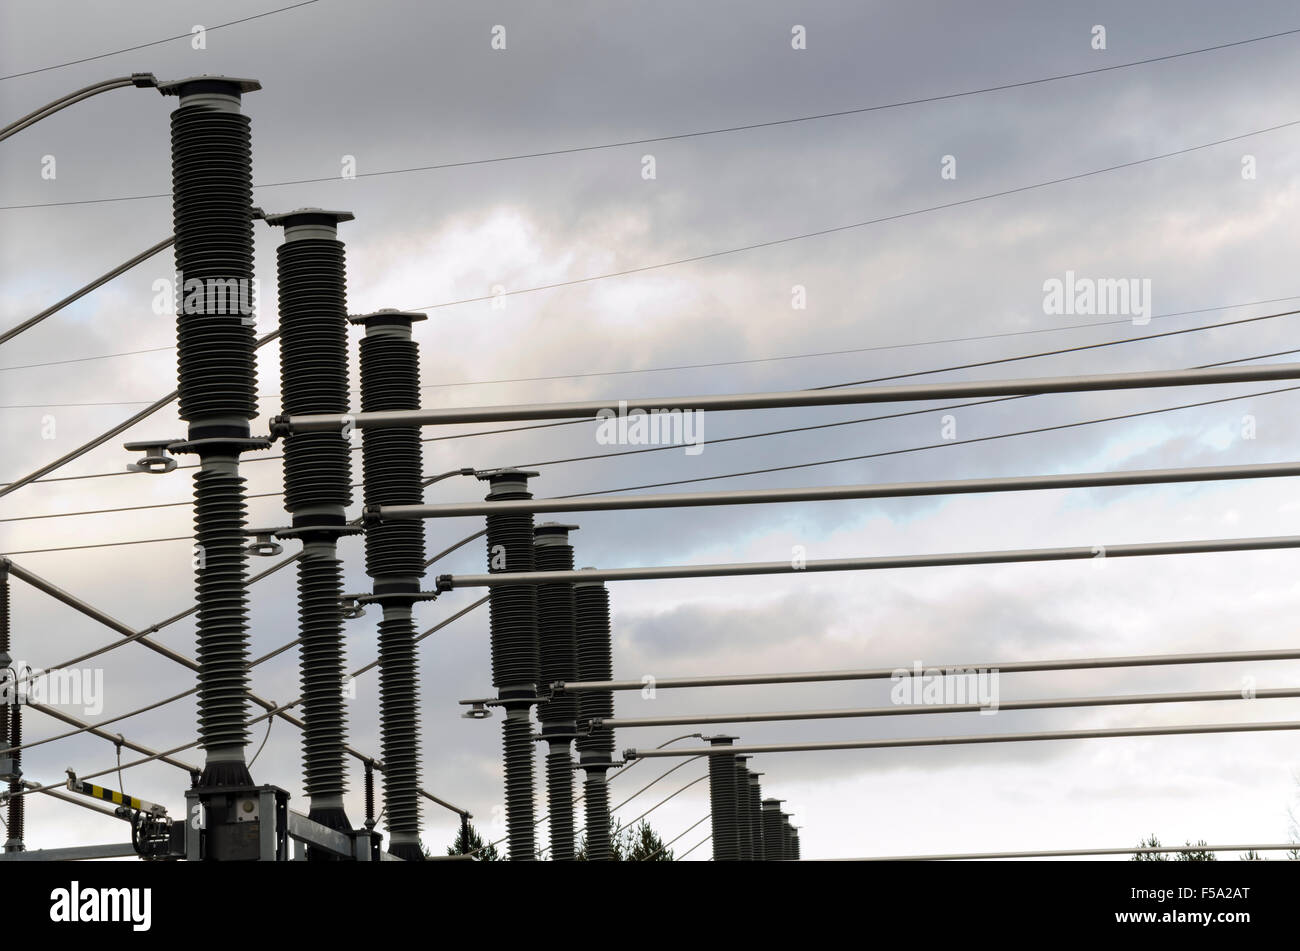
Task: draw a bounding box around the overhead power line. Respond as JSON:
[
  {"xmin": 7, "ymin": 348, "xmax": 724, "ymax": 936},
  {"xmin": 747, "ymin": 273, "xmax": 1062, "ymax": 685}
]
[
  {"xmin": 8, "ymin": 379, "xmax": 1300, "ymax": 554},
  {"xmin": 0, "ymin": 74, "xmax": 157, "ymax": 142},
  {"xmin": 6, "ymin": 23, "xmax": 1300, "ymax": 203},
  {"xmin": 7, "ymin": 292, "xmax": 1296, "ymax": 380},
  {"xmin": 0, "ymin": 0, "xmax": 323, "ymax": 82},
  {"xmin": 405, "ymin": 118, "xmax": 1300, "ymax": 311},
  {"xmin": 0, "ymin": 234, "xmax": 174, "ymax": 347}
]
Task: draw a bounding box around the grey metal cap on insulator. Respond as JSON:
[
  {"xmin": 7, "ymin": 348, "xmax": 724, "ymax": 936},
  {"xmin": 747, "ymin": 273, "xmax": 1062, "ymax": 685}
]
[{"xmin": 156, "ymin": 75, "xmax": 262, "ymax": 111}]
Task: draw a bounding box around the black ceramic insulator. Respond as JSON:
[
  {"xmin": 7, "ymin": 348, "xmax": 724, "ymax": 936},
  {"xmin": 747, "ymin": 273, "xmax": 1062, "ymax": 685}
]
[
  {"xmin": 278, "ymin": 237, "xmax": 351, "ymax": 513},
  {"xmin": 574, "ymin": 583, "xmax": 613, "ymax": 758},
  {"xmin": 734, "ymin": 758, "xmax": 753, "ymax": 860},
  {"xmin": 378, "ymin": 611, "xmax": 422, "ymax": 856},
  {"xmin": 707, "ymin": 746, "xmax": 739, "ymax": 861},
  {"xmin": 545, "ymin": 744, "xmax": 575, "ymax": 861},
  {"xmin": 762, "ymin": 803, "xmax": 784, "ymax": 862},
  {"xmin": 583, "ymin": 772, "xmax": 611, "ymax": 861},
  {"xmin": 193, "ymin": 467, "xmax": 254, "ymax": 788},
  {"xmin": 169, "ymin": 106, "xmax": 257, "ymax": 426},
  {"xmin": 484, "ymin": 476, "xmax": 538, "ymax": 697},
  {"xmin": 748, "ymin": 773, "xmax": 764, "ymax": 860},
  {"xmin": 6, "ymin": 705, "xmax": 21, "ymax": 849},
  {"xmin": 534, "ymin": 531, "xmax": 577, "ymax": 723},
  {"xmin": 502, "ymin": 715, "xmax": 536, "ymax": 861},
  {"xmin": 364, "ymin": 761, "xmax": 375, "ymax": 826},
  {"xmin": 297, "ymin": 551, "xmax": 349, "ymax": 827},
  {"xmin": 359, "ymin": 329, "xmax": 424, "ymax": 579}
]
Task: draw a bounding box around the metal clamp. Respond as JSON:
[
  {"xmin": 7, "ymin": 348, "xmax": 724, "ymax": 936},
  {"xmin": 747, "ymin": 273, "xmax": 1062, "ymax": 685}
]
[
  {"xmin": 459, "ymin": 699, "xmax": 494, "ymax": 720},
  {"xmin": 245, "ymin": 529, "xmax": 284, "ymax": 557},
  {"xmin": 340, "ymin": 595, "xmax": 366, "ymax": 620},
  {"xmin": 124, "ymin": 439, "xmax": 179, "ymax": 474}
]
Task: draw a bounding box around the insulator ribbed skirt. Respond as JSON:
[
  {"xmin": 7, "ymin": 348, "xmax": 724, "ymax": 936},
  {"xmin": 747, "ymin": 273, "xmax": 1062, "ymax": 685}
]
[
  {"xmin": 360, "ymin": 332, "xmax": 424, "ymax": 578},
  {"xmin": 708, "ymin": 752, "xmax": 739, "ymax": 861},
  {"xmin": 193, "ymin": 468, "xmax": 253, "ymax": 785},
  {"xmin": 545, "ymin": 743, "xmax": 575, "ymax": 861},
  {"xmin": 485, "ymin": 492, "xmax": 538, "ymax": 695},
  {"xmin": 169, "ymin": 106, "xmax": 257, "ymax": 424},
  {"xmin": 762, "ymin": 808, "xmax": 784, "ymax": 861},
  {"xmin": 297, "ymin": 553, "xmax": 348, "ymax": 807},
  {"xmin": 749, "ymin": 777, "xmax": 764, "ymax": 859},
  {"xmin": 734, "ymin": 765, "xmax": 753, "ymax": 860},
  {"xmin": 583, "ymin": 772, "xmax": 611, "ymax": 861},
  {"xmin": 574, "ymin": 584, "xmax": 613, "ymax": 758},
  {"xmin": 502, "ymin": 716, "xmax": 536, "ymax": 860},
  {"xmin": 535, "ymin": 541, "xmax": 577, "ymax": 722},
  {"xmin": 5, "ymin": 704, "xmax": 21, "ymax": 848},
  {"xmin": 377, "ymin": 613, "xmax": 421, "ymax": 841},
  {"xmin": 278, "ymin": 234, "xmax": 351, "ymax": 512}
]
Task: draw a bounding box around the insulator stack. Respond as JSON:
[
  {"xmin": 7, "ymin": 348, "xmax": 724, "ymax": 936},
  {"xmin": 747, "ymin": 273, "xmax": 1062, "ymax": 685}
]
[
  {"xmin": 4, "ymin": 706, "xmax": 21, "ymax": 853},
  {"xmin": 353, "ymin": 308, "xmax": 428, "ymax": 861},
  {"xmin": 480, "ymin": 469, "xmax": 541, "ymax": 860},
  {"xmin": 574, "ymin": 574, "xmax": 615, "ymax": 859},
  {"xmin": 158, "ymin": 75, "xmax": 265, "ymax": 790},
  {"xmin": 706, "ymin": 735, "xmax": 740, "ymax": 861},
  {"xmin": 781, "ymin": 814, "xmax": 795, "ymax": 860},
  {"xmin": 268, "ymin": 209, "xmax": 356, "ymax": 851},
  {"xmin": 190, "ymin": 465, "xmax": 255, "ymax": 785},
  {"xmin": 791, "ymin": 827, "xmax": 801, "ymax": 860},
  {"xmin": 733, "ymin": 754, "xmax": 753, "ymax": 860},
  {"xmin": 355, "ymin": 310, "xmax": 426, "ymax": 590},
  {"xmin": 747, "ymin": 770, "xmax": 764, "ymax": 860},
  {"xmin": 534, "ymin": 522, "xmax": 579, "ymax": 861},
  {"xmin": 761, "ymin": 799, "xmax": 785, "ymax": 861},
  {"xmin": 1, "ymin": 563, "xmax": 20, "ymax": 853}
]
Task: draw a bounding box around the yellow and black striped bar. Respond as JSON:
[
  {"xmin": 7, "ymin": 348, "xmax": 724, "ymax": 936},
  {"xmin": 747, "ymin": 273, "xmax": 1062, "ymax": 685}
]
[{"xmin": 65, "ymin": 778, "xmax": 166, "ymax": 817}]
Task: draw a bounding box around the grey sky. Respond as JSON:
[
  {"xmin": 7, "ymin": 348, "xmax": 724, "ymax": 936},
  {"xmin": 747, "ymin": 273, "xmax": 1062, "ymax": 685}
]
[{"xmin": 3, "ymin": 0, "xmax": 1300, "ymax": 859}]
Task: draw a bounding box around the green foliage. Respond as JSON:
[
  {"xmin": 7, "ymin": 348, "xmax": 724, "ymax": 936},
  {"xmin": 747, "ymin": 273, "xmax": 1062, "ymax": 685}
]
[
  {"xmin": 442, "ymin": 819, "xmax": 501, "ymax": 861},
  {"xmin": 1131, "ymin": 835, "xmax": 1216, "ymax": 861},
  {"xmin": 576, "ymin": 817, "xmax": 673, "ymax": 861}
]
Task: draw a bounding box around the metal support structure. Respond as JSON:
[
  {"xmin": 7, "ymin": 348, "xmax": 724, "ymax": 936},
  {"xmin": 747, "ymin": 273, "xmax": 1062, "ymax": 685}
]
[
  {"xmin": 376, "ymin": 460, "xmax": 1300, "ymax": 521},
  {"xmin": 594, "ymin": 686, "xmax": 1300, "ymax": 729},
  {"xmin": 705, "ymin": 735, "xmax": 740, "ymax": 862},
  {"xmin": 0, "ymin": 559, "xmax": 436, "ymax": 784},
  {"xmin": 575, "ymin": 572, "xmax": 615, "ymax": 860},
  {"xmin": 274, "ymin": 361, "xmax": 1300, "ymax": 434},
  {"xmin": 353, "ymin": 308, "xmax": 429, "ymax": 861},
  {"xmin": 269, "ymin": 207, "xmax": 358, "ymax": 854},
  {"xmin": 0, "ymin": 843, "xmax": 138, "ymax": 862},
  {"xmin": 625, "ymin": 720, "xmax": 1300, "ymax": 759},
  {"xmin": 557, "ymin": 646, "xmax": 1300, "ymax": 694},
  {"xmin": 534, "ymin": 522, "xmax": 580, "ymax": 861},
  {"xmin": 439, "ymin": 534, "xmax": 1300, "ymax": 590}
]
